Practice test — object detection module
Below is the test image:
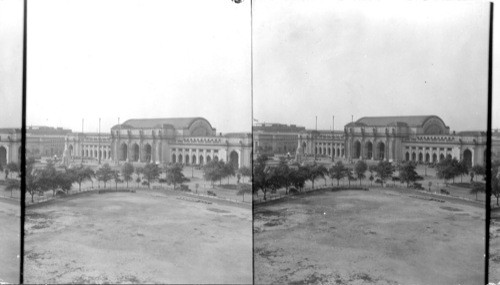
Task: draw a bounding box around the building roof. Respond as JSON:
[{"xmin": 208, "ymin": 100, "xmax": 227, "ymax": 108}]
[
  {"xmin": 457, "ymin": 131, "xmax": 486, "ymax": 136},
  {"xmin": 112, "ymin": 117, "xmax": 211, "ymax": 130},
  {"xmin": 350, "ymin": 115, "xmax": 442, "ymax": 127}
]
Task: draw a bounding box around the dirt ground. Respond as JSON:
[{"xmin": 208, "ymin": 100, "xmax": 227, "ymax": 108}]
[
  {"xmin": 254, "ymin": 188, "xmax": 484, "ymax": 285},
  {"xmin": 490, "ymin": 209, "xmax": 500, "ymax": 283},
  {"xmin": 0, "ymin": 199, "xmax": 20, "ymax": 284},
  {"xmin": 24, "ymin": 191, "xmax": 252, "ymax": 284}
]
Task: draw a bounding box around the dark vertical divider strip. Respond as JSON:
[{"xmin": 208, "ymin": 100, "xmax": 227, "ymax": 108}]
[
  {"xmin": 20, "ymin": 0, "xmax": 27, "ymax": 283},
  {"xmin": 486, "ymin": 2, "xmax": 493, "ymax": 284},
  {"xmin": 250, "ymin": 1, "xmax": 254, "ymax": 284}
]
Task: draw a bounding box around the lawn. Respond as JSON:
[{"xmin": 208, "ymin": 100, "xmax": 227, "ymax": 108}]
[
  {"xmin": 0, "ymin": 199, "xmax": 20, "ymax": 284},
  {"xmin": 24, "ymin": 191, "xmax": 252, "ymax": 284},
  {"xmin": 254, "ymin": 188, "xmax": 484, "ymax": 284}
]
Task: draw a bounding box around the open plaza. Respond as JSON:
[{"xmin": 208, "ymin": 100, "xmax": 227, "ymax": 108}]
[
  {"xmin": 0, "ymin": 197, "xmax": 20, "ymax": 284},
  {"xmin": 254, "ymin": 187, "xmax": 484, "ymax": 284},
  {"xmin": 24, "ymin": 190, "xmax": 252, "ymax": 284}
]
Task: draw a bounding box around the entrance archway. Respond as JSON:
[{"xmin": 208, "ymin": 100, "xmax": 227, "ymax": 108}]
[
  {"xmin": 214, "ymin": 155, "xmax": 219, "ymax": 161},
  {"xmin": 440, "ymin": 154, "xmax": 445, "ymax": 161},
  {"xmin": 192, "ymin": 155, "xmax": 197, "ymax": 164},
  {"xmin": 172, "ymin": 154, "xmax": 176, "ymax": 163},
  {"xmin": 432, "ymin": 153, "xmax": 437, "ymax": 163},
  {"xmin": 132, "ymin": 144, "xmax": 140, "ymax": 162},
  {"xmin": 418, "ymin": 153, "xmax": 423, "ymax": 162},
  {"xmin": 69, "ymin": 145, "xmax": 73, "ymax": 156},
  {"xmin": 199, "ymin": 155, "xmax": 204, "ymax": 165},
  {"xmin": 412, "ymin": 152, "xmax": 416, "ymax": 161},
  {"xmin": 425, "ymin": 153, "xmax": 430, "ymax": 163},
  {"xmin": 378, "ymin": 142, "xmax": 385, "ymax": 160},
  {"xmin": 230, "ymin": 150, "xmax": 239, "ymax": 169},
  {"xmin": 405, "ymin": 152, "xmax": 410, "ymax": 161},
  {"xmin": 185, "ymin": 154, "xmax": 190, "ymax": 165},
  {"xmin": 120, "ymin": 144, "xmax": 128, "ymax": 161},
  {"xmin": 463, "ymin": 149, "xmax": 472, "ymax": 168},
  {"xmin": 206, "ymin": 155, "xmax": 211, "ymax": 163},
  {"xmin": 178, "ymin": 154, "xmax": 183, "ymax": 164},
  {"xmin": 366, "ymin": 141, "xmax": 373, "ymax": 159},
  {"xmin": 144, "ymin": 144, "xmax": 152, "ymax": 162},
  {"xmin": 0, "ymin": 146, "xmax": 6, "ymax": 167},
  {"xmin": 353, "ymin": 141, "xmax": 361, "ymax": 159}
]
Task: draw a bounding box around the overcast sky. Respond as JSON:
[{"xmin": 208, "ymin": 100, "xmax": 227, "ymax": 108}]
[
  {"xmin": 26, "ymin": 0, "xmax": 251, "ymax": 133},
  {"xmin": 253, "ymin": 0, "xmax": 494, "ymax": 132},
  {"xmin": 1, "ymin": 0, "xmax": 499, "ymax": 132},
  {"xmin": 0, "ymin": 0, "xmax": 23, "ymax": 129}
]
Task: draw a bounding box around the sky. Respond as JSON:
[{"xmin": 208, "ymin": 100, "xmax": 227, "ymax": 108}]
[
  {"xmin": 0, "ymin": 0, "xmax": 23, "ymax": 128},
  {"xmin": 26, "ymin": 0, "xmax": 251, "ymax": 133},
  {"xmin": 253, "ymin": 0, "xmax": 494, "ymax": 132},
  {"xmin": 1, "ymin": 0, "xmax": 499, "ymax": 132}
]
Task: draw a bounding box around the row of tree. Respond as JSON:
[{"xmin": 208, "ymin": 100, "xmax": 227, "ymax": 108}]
[
  {"xmin": 22, "ymin": 158, "xmax": 253, "ymax": 203},
  {"xmin": 253, "ymin": 155, "xmax": 399, "ymax": 200},
  {"xmin": 252, "ymin": 155, "xmax": 488, "ymax": 200},
  {"xmin": 435, "ymin": 157, "xmax": 485, "ymax": 184}
]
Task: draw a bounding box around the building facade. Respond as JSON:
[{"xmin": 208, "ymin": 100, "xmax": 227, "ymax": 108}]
[
  {"xmin": 298, "ymin": 115, "xmax": 488, "ymax": 167},
  {"xmin": 0, "ymin": 128, "xmax": 21, "ymax": 167},
  {"xmin": 26, "ymin": 126, "xmax": 72, "ymax": 158},
  {"xmin": 253, "ymin": 123, "xmax": 305, "ymax": 156},
  {"xmin": 65, "ymin": 117, "xmax": 252, "ymax": 168}
]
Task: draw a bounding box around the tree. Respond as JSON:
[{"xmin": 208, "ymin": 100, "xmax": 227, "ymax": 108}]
[
  {"xmin": 469, "ymin": 182, "xmax": 485, "ymax": 200},
  {"xmin": 398, "ymin": 162, "xmax": 423, "ymax": 188},
  {"xmin": 96, "ymin": 163, "xmax": 114, "ymax": 188},
  {"xmin": 135, "ymin": 166, "xmax": 144, "ymax": 184},
  {"xmin": 436, "ymin": 157, "xmax": 459, "ymax": 185},
  {"xmin": 274, "ymin": 159, "xmax": 291, "ymax": 194},
  {"xmin": 112, "ymin": 171, "xmax": 121, "ymax": 190},
  {"xmin": 72, "ymin": 166, "xmax": 94, "ymax": 191},
  {"xmin": 253, "ymin": 155, "xmax": 271, "ymax": 200},
  {"xmin": 203, "ymin": 160, "xmax": 224, "ymax": 187},
  {"xmin": 6, "ymin": 162, "xmax": 19, "ymax": 179},
  {"xmin": 121, "ymin": 162, "xmax": 134, "ymax": 188},
  {"xmin": 222, "ymin": 162, "xmax": 236, "ymax": 184},
  {"xmin": 5, "ymin": 179, "xmax": 20, "ymax": 198},
  {"xmin": 457, "ymin": 159, "xmax": 469, "ymax": 183},
  {"xmin": 492, "ymin": 170, "xmax": 500, "ymax": 206},
  {"xmin": 55, "ymin": 171, "xmax": 75, "ymax": 194},
  {"xmin": 329, "ymin": 161, "xmax": 347, "ymax": 186},
  {"xmin": 346, "ymin": 168, "xmax": 355, "ymax": 187},
  {"xmin": 309, "ymin": 164, "xmax": 328, "ymax": 188},
  {"xmin": 238, "ymin": 166, "xmax": 251, "ymax": 183},
  {"xmin": 471, "ymin": 165, "xmax": 485, "ymax": 182},
  {"xmin": 237, "ymin": 184, "xmax": 252, "ymax": 202},
  {"xmin": 142, "ymin": 163, "xmax": 161, "ymax": 189},
  {"xmin": 39, "ymin": 161, "xmax": 59, "ymax": 197},
  {"xmin": 26, "ymin": 158, "xmax": 42, "ymax": 203},
  {"xmin": 165, "ymin": 163, "xmax": 189, "ymax": 189},
  {"xmin": 354, "ymin": 160, "xmax": 368, "ymax": 186},
  {"xmin": 375, "ymin": 160, "xmax": 394, "ymax": 187}
]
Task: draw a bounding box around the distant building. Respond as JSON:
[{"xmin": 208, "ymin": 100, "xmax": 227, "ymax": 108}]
[
  {"xmin": 253, "ymin": 123, "xmax": 305, "ymax": 156},
  {"xmin": 26, "ymin": 126, "xmax": 72, "ymax": 158},
  {"xmin": 65, "ymin": 117, "xmax": 252, "ymax": 168},
  {"xmin": 0, "ymin": 128, "xmax": 21, "ymax": 166},
  {"xmin": 298, "ymin": 115, "xmax": 490, "ymax": 167}
]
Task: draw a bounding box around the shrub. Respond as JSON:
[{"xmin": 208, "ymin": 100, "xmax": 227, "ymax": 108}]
[{"xmin": 207, "ymin": 190, "xmax": 217, "ymax": 197}]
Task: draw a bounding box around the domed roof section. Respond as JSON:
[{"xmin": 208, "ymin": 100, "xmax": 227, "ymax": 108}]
[
  {"xmin": 111, "ymin": 117, "xmax": 213, "ymax": 130},
  {"xmin": 354, "ymin": 115, "xmax": 443, "ymax": 127}
]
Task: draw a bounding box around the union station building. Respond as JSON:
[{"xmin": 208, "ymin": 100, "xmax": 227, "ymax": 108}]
[
  {"xmin": 297, "ymin": 115, "xmax": 491, "ymax": 167},
  {"xmin": 65, "ymin": 117, "xmax": 252, "ymax": 169}
]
